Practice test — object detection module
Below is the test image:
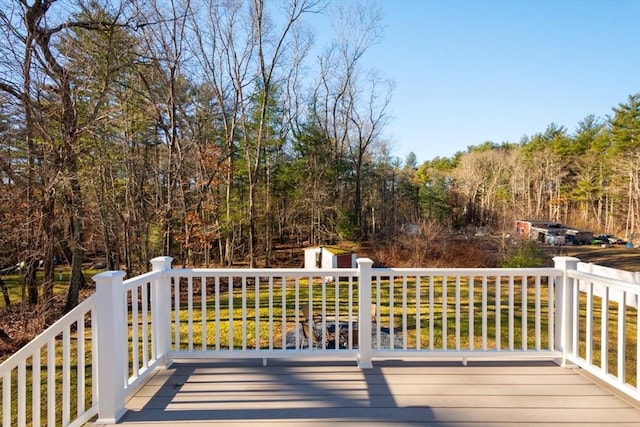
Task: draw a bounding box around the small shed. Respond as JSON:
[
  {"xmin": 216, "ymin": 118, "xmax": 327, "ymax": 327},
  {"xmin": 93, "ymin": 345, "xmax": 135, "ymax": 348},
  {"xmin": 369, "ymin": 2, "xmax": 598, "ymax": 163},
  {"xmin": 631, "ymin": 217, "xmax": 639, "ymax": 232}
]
[{"xmin": 304, "ymin": 246, "xmax": 356, "ymax": 270}]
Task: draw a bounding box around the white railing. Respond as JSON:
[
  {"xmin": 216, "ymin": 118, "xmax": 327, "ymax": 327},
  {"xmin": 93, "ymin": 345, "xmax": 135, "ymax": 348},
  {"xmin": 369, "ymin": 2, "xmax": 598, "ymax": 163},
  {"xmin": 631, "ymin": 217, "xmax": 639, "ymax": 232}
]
[
  {"xmin": 562, "ymin": 259, "xmax": 640, "ymax": 401},
  {"xmin": 91, "ymin": 258, "xmax": 172, "ymax": 424},
  {"xmin": 165, "ymin": 265, "xmax": 361, "ymax": 360},
  {"xmin": 163, "ymin": 261, "xmax": 560, "ymax": 360},
  {"xmin": 1, "ymin": 255, "xmax": 638, "ymax": 426},
  {"xmin": 368, "ymin": 266, "xmax": 560, "ymax": 361},
  {"xmin": 0, "ymin": 295, "xmax": 97, "ymax": 427}
]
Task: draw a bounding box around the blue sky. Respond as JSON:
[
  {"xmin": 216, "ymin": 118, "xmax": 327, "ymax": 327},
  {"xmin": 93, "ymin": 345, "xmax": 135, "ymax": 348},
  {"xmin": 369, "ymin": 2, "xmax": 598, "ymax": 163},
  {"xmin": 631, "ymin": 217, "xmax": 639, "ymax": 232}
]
[{"xmin": 350, "ymin": 0, "xmax": 640, "ymax": 164}]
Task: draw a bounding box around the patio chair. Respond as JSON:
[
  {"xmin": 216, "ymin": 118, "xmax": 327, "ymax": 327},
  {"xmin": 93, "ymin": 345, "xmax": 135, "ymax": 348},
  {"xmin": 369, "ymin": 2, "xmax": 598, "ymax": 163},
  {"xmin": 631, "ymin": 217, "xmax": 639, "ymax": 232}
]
[
  {"xmin": 299, "ymin": 302, "xmax": 339, "ymax": 349},
  {"xmin": 299, "ymin": 321, "xmax": 320, "ymax": 349},
  {"xmin": 300, "ymin": 302, "xmax": 321, "ymax": 323}
]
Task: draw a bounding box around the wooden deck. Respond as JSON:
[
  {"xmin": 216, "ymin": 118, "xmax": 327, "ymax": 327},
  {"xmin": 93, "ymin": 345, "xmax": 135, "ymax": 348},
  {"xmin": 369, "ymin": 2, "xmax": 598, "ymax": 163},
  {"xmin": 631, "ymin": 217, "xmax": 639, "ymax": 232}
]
[{"xmin": 89, "ymin": 359, "xmax": 640, "ymax": 426}]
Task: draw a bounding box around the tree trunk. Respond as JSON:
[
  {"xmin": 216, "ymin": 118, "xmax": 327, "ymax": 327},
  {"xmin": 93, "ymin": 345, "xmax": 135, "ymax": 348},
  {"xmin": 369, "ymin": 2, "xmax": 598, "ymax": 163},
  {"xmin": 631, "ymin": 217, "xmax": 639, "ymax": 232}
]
[
  {"xmin": 0, "ymin": 277, "xmax": 10, "ymax": 307},
  {"xmin": 65, "ymin": 170, "xmax": 87, "ymax": 312}
]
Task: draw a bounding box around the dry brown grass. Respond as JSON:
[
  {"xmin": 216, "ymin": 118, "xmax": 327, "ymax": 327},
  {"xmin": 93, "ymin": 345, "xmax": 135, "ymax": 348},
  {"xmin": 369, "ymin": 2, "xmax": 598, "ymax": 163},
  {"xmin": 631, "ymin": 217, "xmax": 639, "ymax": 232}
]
[
  {"xmin": 370, "ymin": 233, "xmax": 501, "ymax": 268},
  {"xmin": 0, "ymin": 288, "xmax": 94, "ymax": 363}
]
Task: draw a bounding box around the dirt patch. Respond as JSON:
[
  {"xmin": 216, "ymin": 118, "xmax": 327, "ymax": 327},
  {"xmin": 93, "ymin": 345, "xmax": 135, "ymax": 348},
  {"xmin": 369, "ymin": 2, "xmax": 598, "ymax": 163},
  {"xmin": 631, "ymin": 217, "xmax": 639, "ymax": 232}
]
[{"xmin": 541, "ymin": 244, "xmax": 640, "ymax": 272}]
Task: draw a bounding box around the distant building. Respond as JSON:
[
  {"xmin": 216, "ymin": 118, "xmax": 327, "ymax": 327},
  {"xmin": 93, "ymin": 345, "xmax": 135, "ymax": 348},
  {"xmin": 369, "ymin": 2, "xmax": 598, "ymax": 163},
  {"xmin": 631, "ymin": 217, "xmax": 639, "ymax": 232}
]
[
  {"xmin": 515, "ymin": 219, "xmax": 592, "ymax": 245},
  {"xmin": 304, "ymin": 246, "xmax": 356, "ymax": 269},
  {"xmin": 515, "ymin": 220, "xmax": 563, "ymax": 240}
]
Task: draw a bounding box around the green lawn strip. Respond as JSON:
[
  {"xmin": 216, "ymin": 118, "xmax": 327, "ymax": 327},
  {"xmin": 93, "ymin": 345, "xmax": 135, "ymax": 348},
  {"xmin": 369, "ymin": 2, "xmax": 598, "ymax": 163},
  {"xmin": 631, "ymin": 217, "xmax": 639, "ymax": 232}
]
[
  {"xmin": 168, "ymin": 276, "xmax": 556, "ymax": 352},
  {"xmin": 0, "ymin": 268, "xmax": 103, "ymax": 306}
]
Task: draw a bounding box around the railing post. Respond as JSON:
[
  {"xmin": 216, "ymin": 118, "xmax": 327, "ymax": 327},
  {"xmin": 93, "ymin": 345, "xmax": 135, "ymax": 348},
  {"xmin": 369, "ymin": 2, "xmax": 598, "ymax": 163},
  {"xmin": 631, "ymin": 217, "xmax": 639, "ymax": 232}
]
[
  {"xmin": 553, "ymin": 256, "xmax": 579, "ymax": 367},
  {"xmin": 93, "ymin": 270, "xmax": 127, "ymax": 424},
  {"xmin": 357, "ymin": 258, "xmax": 374, "ymax": 369},
  {"xmin": 150, "ymin": 256, "xmax": 173, "ymax": 367}
]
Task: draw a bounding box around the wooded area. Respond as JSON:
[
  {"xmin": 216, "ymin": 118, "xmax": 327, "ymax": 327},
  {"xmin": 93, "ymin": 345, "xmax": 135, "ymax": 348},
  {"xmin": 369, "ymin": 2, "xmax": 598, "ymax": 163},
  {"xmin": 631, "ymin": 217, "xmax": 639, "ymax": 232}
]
[{"xmin": 1, "ymin": 0, "xmax": 640, "ymax": 312}]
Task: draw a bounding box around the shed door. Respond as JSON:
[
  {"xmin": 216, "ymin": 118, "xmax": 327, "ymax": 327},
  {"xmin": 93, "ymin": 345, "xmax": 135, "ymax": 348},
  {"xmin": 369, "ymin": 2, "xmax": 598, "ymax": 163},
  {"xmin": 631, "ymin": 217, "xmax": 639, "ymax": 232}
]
[{"xmin": 336, "ymin": 254, "xmax": 352, "ymax": 268}]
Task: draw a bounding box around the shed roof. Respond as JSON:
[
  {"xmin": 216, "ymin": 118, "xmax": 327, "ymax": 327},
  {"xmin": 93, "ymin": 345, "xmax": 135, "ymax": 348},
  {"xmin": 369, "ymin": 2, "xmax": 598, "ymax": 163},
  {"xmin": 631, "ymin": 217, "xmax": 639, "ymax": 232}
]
[{"xmin": 304, "ymin": 246, "xmax": 354, "ymax": 255}]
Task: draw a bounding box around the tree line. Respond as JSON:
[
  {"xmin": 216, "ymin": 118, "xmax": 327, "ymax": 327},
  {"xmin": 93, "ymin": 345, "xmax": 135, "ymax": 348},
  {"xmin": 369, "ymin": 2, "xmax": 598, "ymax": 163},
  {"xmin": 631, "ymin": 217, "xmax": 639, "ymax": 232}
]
[
  {"xmin": 423, "ymin": 99, "xmax": 640, "ymax": 239},
  {"xmin": 0, "ymin": 0, "xmax": 639, "ymax": 313}
]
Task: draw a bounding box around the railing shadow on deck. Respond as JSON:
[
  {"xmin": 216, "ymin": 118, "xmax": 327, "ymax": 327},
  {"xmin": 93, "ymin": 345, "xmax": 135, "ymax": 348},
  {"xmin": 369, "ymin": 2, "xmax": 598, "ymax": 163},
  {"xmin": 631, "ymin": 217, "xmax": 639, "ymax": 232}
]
[
  {"xmin": 108, "ymin": 358, "xmax": 614, "ymax": 425},
  {"xmin": 115, "ymin": 358, "xmax": 436, "ymax": 424}
]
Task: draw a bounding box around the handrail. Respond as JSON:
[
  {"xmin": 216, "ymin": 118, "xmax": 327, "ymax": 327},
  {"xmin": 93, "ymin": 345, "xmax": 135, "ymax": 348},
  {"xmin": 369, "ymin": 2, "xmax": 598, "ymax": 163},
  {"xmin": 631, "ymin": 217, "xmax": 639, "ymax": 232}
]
[
  {"xmin": 121, "ymin": 269, "xmax": 164, "ymax": 292},
  {"xmin": 170, "ymin": 267, "xmax": 359, "ymax": 277},
  {"xmin": 374, "ymin": 266, "xmax": 560, "ymax": 276},
  {"xmin": 569, "ymin": 269, "xmax": 640, "ymax": 294}
]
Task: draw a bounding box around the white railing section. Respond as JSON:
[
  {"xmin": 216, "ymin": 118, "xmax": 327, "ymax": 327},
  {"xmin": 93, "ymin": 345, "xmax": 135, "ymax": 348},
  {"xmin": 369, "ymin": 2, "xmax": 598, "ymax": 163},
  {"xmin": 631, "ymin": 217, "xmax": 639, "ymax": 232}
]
[
  {"xmin": 369, "ymin": 267, "xmax": 561, "ymax": 361},
  {"xmin": 165, "ymin": 263, "xmax": 560, "ymax": 361},
  {"xmin": 0, "ymin": 295, "xmax": 97, "ymax": 427},
  {"xmin": 1, "ymin": 255, "xmax": 639, "ymax": 426},
  {"xmin": 562, "ymin": 258, "xmax": 640, "ymax": 401},
  {"xmin": 166, "ymin": 266, "xmax": 361, "ymax": 360}
]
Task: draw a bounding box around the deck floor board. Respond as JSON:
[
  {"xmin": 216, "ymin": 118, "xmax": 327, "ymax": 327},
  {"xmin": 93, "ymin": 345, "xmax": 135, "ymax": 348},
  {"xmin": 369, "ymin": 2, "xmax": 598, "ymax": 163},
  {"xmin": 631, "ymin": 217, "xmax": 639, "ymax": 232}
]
[{"xmin": 89, "ymin": 360, "xmax": 640, "ymax": 426}]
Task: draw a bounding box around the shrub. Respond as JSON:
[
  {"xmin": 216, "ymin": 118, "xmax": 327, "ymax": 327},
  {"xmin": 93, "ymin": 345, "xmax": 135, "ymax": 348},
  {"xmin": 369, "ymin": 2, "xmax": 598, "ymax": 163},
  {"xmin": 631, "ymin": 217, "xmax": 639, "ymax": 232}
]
[
  {"xmin": 370, "ymin": 222, "xmax": 500, "ymax": 268},
  {"xmin": 501, "ymin": 240, "xmax": 544, "ymax": 268}
]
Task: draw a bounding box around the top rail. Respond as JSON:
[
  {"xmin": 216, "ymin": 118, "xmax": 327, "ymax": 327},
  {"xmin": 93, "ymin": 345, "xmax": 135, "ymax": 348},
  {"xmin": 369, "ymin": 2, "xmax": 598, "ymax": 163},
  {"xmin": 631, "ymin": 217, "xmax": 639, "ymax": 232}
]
[
  {"xmin": 374, "ymin": 266, "xmax": 561, "ymax": 276},
  {"xmin": 121, "ymin": 270, "xmax": 164, "ymax": 292},
  {"xmin": 569, "ymin": 269, "xmax": 640, "ymax": 294},
  {"xmin": 170, "ymin": 267, "xmax": 359, "ymax": 278}
]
